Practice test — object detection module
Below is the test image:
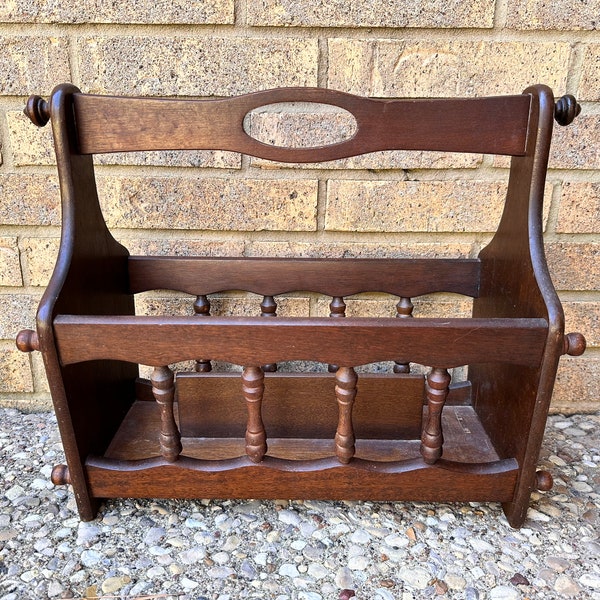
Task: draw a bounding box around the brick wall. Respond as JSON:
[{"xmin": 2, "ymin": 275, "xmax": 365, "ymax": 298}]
[{"xmin": 0, "ymin": 1, "xmax": 598, "ymax": 412}]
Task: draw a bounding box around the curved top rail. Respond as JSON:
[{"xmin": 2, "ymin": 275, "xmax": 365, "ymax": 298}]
[{"xmin": 70, "ymin": 87, "xmax": 532, "ymax": 160}]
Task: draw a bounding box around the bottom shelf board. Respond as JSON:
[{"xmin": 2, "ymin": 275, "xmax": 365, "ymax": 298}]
[
  {"xmin": 105, "ymin": 400, "xmax": 500, "ymax": 464},
  {"xmin": 93, "ymin": 401, "xmax": 517, "ymax": 503}
]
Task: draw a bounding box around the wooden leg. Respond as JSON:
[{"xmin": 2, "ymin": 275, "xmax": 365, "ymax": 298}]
[
  {"xmin": 242, "ymin": 366, "xmax": 267, "ymax": 463},
  {"xmin": 151, "ymin": 365, "xmax": 182, "ymax": 463},
  {"xmin": 421, "ymin": 367, "xmax": 451, "ymax": 465},
  {"xmin": 334, "ymin": 366, "xmax": 357, "ymax": 464}
]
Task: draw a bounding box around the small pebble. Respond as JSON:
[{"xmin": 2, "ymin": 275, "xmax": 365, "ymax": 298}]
[
  {"xmin": 348, "ymin": 555, "xmax": 369, "ymax": 570},
  {"xmin": 180, "ymin": 577, "xmax": 200, "ymax": 589},
  {"xmin": 465, "ymin": 587, "xmax": 480, "ymax": 600},
  {"xmin": 510, "ymin": 573, "xmax": 530, "ymax": 586},
  {"xmin": 308, "ymin": 563, "xmax": 329, "ymax": 580},
  {"xmin": 80, "ymin": 550, "xmax": 103, "ymax": 567},
  {"xmin": 580, "ymin": 573, "xmax": 600, "ymax": 589},
  {"xmin": 279, "ymin": 563, "xmax": 300, "ymax": 578},
  {"xmin": 212, "ymin": 551, "xmax": 230, "ymax": 565},
  {"xmin": 445, "ymin": 573, "xmax": 467, "ymax": 590},
  {"xmin": 336, "ymin": 567, "xmax": 354, "ymax": 589},
  {"xmin": 143, "ymin": 526, "xmax": 166, "ymax": 545},
  {"xmin": 350, "ymin": 529, "xmax": 371, "ymax": 544},
  {"xmin": 399, "ymin": 566, "xmax": 431, "ymax": 590},
  {"xmin": 101, "ymin": 576, "xmax": 131, "ymax": 594},
  {"xmin": 554, "ymin": 574, "xmax": 582, "ymax": 596},
  {"xmin": 278, "ymin": 509, "xmax": 301, "ymax": 527},
  {"xmin": 240, "ymin": 559, "xmax": 258, "ymax": 579},
  {"xmin": 179, "ymin": 547, "xmax": 206, "ymax": 564},
  {"xmin": 572, "ymin": 481, "xmax": 593, "ymax": 493},
  {"xmin": 489, "ymin": 586, "xmax": 520, "ymax": 600},
  {"xmin": 46, "ymin": 581, "xmax": 64, "ymax": 597},
  {"xmin": 208, "ymin": 566, "xmax": 235, "ymax": 579},
  {"xmin": 546, "ymin": 556, "xmax": 570, "ymax": 572},
  {"xmin": 470, "ymin": 538, "xmax": 496, "ymax": 553}
]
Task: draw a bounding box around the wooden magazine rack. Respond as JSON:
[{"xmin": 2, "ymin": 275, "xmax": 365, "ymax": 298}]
[{"xmin": 17, "ymin": 83, "xmax": 586, "ymax": 527}]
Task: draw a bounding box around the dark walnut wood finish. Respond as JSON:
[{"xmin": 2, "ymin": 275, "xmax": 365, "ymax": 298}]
[{"xmin": 17, "ymin": 84, "xmax": 585, "ymax": 527}]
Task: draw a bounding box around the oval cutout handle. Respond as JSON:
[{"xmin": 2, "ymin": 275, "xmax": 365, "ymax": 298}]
[
  {"xmin": 243, "ymin": 101, "xmax": 358, "ymax": 152},
  {"xmin": 235, "ymin": 88, "xmax": 379, "ymax": 163}
]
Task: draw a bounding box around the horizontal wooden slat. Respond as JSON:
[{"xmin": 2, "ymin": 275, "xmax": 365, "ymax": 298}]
[
  {"xmin": 86, "ymin": 454, "xmax": 518, "ymax": 502},
  {"xmin": 176, "ymin": 372, "xmax": 425, "ymax": 440},
  {"xmin": 128, "ymin": 256, "xmax": 481, "ymax": 297},
  {"xmin": 73, "ymin": 88, "xmax": 531, "ymax": 159},
  {"xmin": 53, "ymin": 315, "xmax": 548, "ymax": 368}
]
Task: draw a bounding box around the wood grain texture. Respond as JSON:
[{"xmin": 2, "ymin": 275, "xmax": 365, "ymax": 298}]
[
  {"xmin": 27, "ymin": 82, "xmax": 579, "ymax": 527},
  {"xmin": 128, "ymin": 257, "xmax": 482, "ymax": 298},
  {"xmin": 150, "ymin": 366, "xmax": 182, "ymax": 463},
  {"xmin": 242, "ymin": 366, "xmax": 268, "ymax": 463},
  {"xmin": 53, "ymin": 315, "xmax": 548, "ymax": 369},
  {"xmin": 73, "ymin": 89, "xmax": 531, "ymax": 159},
  {"xmin": 470, "ymin": 85, "xmax": 565, "ymax": 527},
  {"xmin": 334, "ymin": 367, "xmax": 358, "ymax": 463},
  {"xmin": 421, "ymin": 368, "xmax": 451, "ymax": 464},
  {"xmin": 36, "ymin": 84, "xmax": 139, "ymax": 521},
  {"xmin": 85, "ymin": 454, "xmax": 519, "ymax": 503},
  {"xmin": 106, "ymin": 402, "xmax": 497, "ymax": 464},
  {"xmin": 176, "ymin": 372, "xmax": 426, "ymax": 440}
]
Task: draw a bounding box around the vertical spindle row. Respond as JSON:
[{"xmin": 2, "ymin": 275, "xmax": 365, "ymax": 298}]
[
  {"xmin": 194, "ymin": 295, "xmax": 212, "ymax": 372},
  {"xmin": 334, "ymin": 366, "xmax": 357, "ymax": 464},
  {"xmin": 261, "ymin": 296, "xmax": 278, "ymax": 372},
  {"xmin": 420, "ymin": 367, "xmax": 451, "ymax": 465},
  {"xmin": 242, "ymin": 366, "xmax": 268, "ymax": 463},
  {"xmin": 328, "ymin": 297, "xmax": 346, "ymax": 373},
  {"xmin": 394, "ymin": 297, "xmax": 414, "ymax": 374},
  {"xmin": 150, "ymin": 365, "xmax": 182, "ymax": 462}
]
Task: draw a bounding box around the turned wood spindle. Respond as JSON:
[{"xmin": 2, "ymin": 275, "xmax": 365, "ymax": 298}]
[
  {"xmin": 328, "ymin": 297, "xmax": 346, "ymax": 373},
  {"xmin": 194, "ymin": 295, "xmax": 212, "ymax": 372},
  {"xmin": 421, "ymin": 367, "xmax": 451, "ymax": 465},
  {"xmin": 394, "ymin": 297, "xmax": 414, "ymax": 374},
  {"xmin": 261, "ymin": 296, "xmax": 278, "ymax": 372},
  {"xmin": 242, "ymin": 366, "xmax": 268, "ymax": 463},
  {"xmin": 334, "ymin": 366, "xmax": 358, "ymax": 464},
  {"xmin": 151, "ymin": 365, "xmax": 182, "ymax": 463}
]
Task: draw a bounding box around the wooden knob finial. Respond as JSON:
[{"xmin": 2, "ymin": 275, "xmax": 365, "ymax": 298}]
[
  {"xmin": 16, "ymin": 329, "xmax": 40, "ymax": 352},
  {"xmin": 535, "ymin": 470, "xmax": 553, "ymax": 492},
  {"xmin": 554, "ymin": 95, "xmax": 581, "ymax": 126},
  {"xmin": 51, "ymin": 464, "xmax": 71, "ymax": 485},
  {"xmin": 563, "ymin": 332, "xmax": 586, "ymax": 356},
  {"xmin": 24, "ymin": 95, "xmax": 50, "ymax": 127}
]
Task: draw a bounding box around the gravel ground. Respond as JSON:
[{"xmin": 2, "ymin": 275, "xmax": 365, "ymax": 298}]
[{"xmin": 0, "ymin": 408, "xmax": 598, "ymax": 600}]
